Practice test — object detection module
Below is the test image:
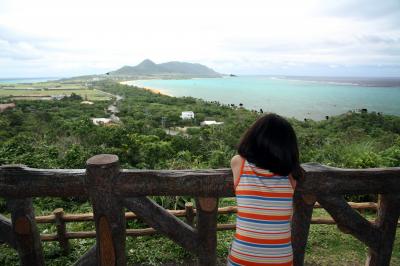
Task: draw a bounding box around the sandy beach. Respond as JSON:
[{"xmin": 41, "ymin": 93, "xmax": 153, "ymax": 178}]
[{"xmin": 120, "ymin": 81, "xmax": 172, "ymax": 96}]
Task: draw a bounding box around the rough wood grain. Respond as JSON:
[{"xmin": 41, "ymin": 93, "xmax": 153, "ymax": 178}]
[
  {"xmin": 300, "ymin": 163, "xmax": 400, "ymax": 194},
  {"xmin": 33, "ymin": 202, "xmax": 378, "ymax": 224},
  {"xmin": 366, "ymin": 194, "xmax": 400, "ymax": 266},
  {"xmin": 1, "ymin": 158, "xmax": 400, "ymax": 266},
  {"xmin": 116, "ymin": 169, "xmax": 234, "ymax": 197},
  {"xmin": 316, "ymin": 195, "xmax": 381, "ymax": 250},
  {"xmin": 198, "ymin": 197, "xmax": 218, "ymax": 212},
  {"xmin": 7, "ymin": 198, "xmax": 44, "ymax": 266},
  {"xmin": 73, "ymin": 244, "xmax": 97, "ymax": 266},
  {"xmin": 0, "ymin": 214, "xmax": 16, "ymax": 248},
  {"xmin": 14, "ymin": 216, "xmax": 31, "ymax": 235},
  {"xmin": 0, "ymin": 165, "xmax": 85, "ymax": 197},
  {"xmin": 196, "ymin": 197, "xmax": 218, "ymax": 266},
  {"xmin": 292, "ymin": 190, "xmax": 314, "ymax": 266},
  {"xmin": 53, "ymin": 208, "xmax": 70, "ymax": 255},
  {"xmin": 123, "ymin": 197, "xmax": 199, "ymax": 254},
  {"xmin": 99, "ymin": 216, "xmax": 115, "ymax": 266},
  {"xmin": 185, "ymin": 202, "xmax": 195, "ymax": 227},
  {"xmin": 41, "ymin": 228, "xmax": 161, "ymax": 241},
  {"xmin": 38, "ymin": 217, "xmax": 399, "ymax": 242},
  {"xmin": 41, "ymin": 225, "xmax": 233, "ymax": 241},
  {"xmin": 86, "ymin": 154, "xmax": 126, "ymax": 266},
  {"xmin": 36, "ymin": 209, "xmax": 188, "ymax": 223},
  {"xmin": 1, "ymin": 163, "xmax": 400, "ymax": 197},
  {"xmin": 301, "ymin": 194, "xmax": 317, "ymax": 205},
  {"xmin": 314, "ymin": 201, "xmax": 377, "ymax": 210}
]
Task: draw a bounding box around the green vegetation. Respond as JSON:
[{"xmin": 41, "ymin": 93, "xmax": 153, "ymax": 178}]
[
  {"xmin": 0, "ymin": 80, "xmax": 399, "ymax": 265},
  {"xmin": 110, "ymin": 59, "xmax": 221, "ymax": 77},
  {"xmin": 0, "ymin": 81, "xmax": 111, "ymax": 101}
]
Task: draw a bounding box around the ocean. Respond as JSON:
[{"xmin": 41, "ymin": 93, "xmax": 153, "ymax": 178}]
[
  {"xmin": 0, "ymin": 77, "xmax": 61, "ymax": 84},
  {"xmin": 126, "ymin": 76, "xmax": 400, "ymax": 120}
]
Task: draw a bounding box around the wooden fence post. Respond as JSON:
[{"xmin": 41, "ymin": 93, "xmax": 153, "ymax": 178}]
[
  {"xmin": 7, "ymin": 198, "xmax": 44, "ymax": 266},
  {"xmin": 366, "ymin": 194, "xmax": 400, "ymax": 266},
  {"xmin": 196, "ymin": 197, "xmax": 218, "ymax": 266},
  {"xmin": 291, "ymin": 191, "xmax": 315, "ymax": 266},
  {"xmin": 123, "ymin": 197, "xmax": 199, "ymax": 253},
  {"xmin": 185, "ymin": 202, "xmax": 195, "ymax": 227},
  {"xmin": 0, "ymin": 214, "xmax": 16, "ymax": 248},
  {"xmin": 53, "ymin": 208, "xmax": 70, "ymax": 254},
  {"xmin": 86, "ymin": 154, "xmax": 126, "ymax": 266},
  {"xmin": 74, "ymin": 244, "xmax": 97, "ymax": 266}
]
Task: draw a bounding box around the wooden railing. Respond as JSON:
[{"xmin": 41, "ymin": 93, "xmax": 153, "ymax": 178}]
[
  {"xmin": 33, "ymin": 201, "xmax": 398, "ymax": 253},
  {"xmin": 0, "ymin": 154, "xmax": 399, "ymax": 266}
]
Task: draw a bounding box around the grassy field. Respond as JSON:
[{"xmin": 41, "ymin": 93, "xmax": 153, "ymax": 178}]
[
  {"xmin": 0, "ymin": 81, "xmax": 86, "ymax": 90},
  {"xmin": 0, "ymin": 81, "xmax": 112, "ymax": 101},
  {"xmin": 0, "ymin": 89, "xmax": 111, "ymax": 101},
  {"xmin": 0, "ymin": 199, "xmax": 399, "ymax": 266}
]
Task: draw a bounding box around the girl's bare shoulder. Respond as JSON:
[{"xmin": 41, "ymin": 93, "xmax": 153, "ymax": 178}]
[
  {"xmin": 231, "ymin": 155, "xmax": 244, "ymax": 187},
  {"xmin": 231, "ymin": 155, "xmax": 244, "ymax": 168}
]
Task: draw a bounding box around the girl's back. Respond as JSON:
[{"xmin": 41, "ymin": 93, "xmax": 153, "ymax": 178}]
[{"xmin": 228, "ymin": 159, "xmax": 294, "ymax": 266}]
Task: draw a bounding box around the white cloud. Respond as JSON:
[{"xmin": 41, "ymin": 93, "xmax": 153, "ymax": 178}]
[{"xmin": 0, "ymin": 0, "xmax": 399, "ymax": 77}]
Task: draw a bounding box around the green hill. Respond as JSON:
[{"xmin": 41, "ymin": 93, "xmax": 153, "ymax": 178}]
[{"xmin": 110, "ymin": 59, "xmax": 221, "ymax": 78}]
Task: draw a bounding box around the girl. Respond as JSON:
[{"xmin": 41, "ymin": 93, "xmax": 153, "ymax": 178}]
[{"xmin": 227, "ymin": 113, "xmax": 300, "ymax": 266}]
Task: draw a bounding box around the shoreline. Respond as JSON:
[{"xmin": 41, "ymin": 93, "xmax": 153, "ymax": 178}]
[{"xmin": 120, "ymin": 81, "xmax": 173, "ymax": 97}]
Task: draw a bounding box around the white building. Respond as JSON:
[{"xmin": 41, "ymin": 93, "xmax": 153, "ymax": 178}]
[
  {"xmin": 180, "ymin": 111, "xmax": 195, "ymax": 120},
  {"xmin": 92, "ymin": 118, "xmax": 113, "ymax": 126},
  {"xmin": 110, "ymin": 114, "xmax": 120, "ymax": 123},
  {"xmin": 200, "ymin": 120, "xmax": 224, "ymax": 126}
]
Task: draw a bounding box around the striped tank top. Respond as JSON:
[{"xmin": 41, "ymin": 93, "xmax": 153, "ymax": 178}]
[{"xmin": 228, "ymin": 160, "xmax": 294, "ymax": 266}]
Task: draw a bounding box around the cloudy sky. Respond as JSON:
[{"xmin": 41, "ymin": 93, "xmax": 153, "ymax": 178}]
[{"xmin": 0, "ymin": 0, "xmax": 399, "ymax": 78}]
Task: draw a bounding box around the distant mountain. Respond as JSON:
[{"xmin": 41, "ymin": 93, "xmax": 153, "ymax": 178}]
[{"xmin": 110, "ymin": 59, "xmax": 221, "ymax": 77}]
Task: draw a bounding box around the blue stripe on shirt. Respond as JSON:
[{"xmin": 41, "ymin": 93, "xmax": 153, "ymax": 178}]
[
  {"xmin": 237, "ymin": 216, "xmax": 290, "ymax": 224},
  {"xmin": 237, "ymin": 195, "xmax": 292, "ymax": 202},
  {"xmin": 234, "ymin": 239, "xmax": 292, "ymax": 248}
]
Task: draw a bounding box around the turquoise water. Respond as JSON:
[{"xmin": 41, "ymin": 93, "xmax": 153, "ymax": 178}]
[{"xmin": 127, "ymin": 76, "xmax": 400, "ymax": 120}]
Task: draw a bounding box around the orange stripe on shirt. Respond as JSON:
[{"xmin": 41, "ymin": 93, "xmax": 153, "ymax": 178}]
[
  {"xmin": 238, "ymin": 212, "xmax": 291, "ymax": 221},
  {"xmin": 240, "ymin": 205, "xmax": 292, "ymax": 212},
  {"xmin": 242, "ymin": 170, "xmax": 274, "ymax": 177},
  {"xmin": 236, "ymin": 190, "xmax": 293, "ymax": 198},
  {"xmin": 235, "ymin": 233, "xmax": 291, "ymax": 244}
]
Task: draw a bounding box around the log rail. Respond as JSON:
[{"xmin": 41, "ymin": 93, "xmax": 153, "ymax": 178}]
[
  {"xmin": 0, "ymin": 155, "xmax": 399, "ymax": 266},
  {"xmin": 28, "ymin": 202, "xmax": 400, "ymax": 243}
]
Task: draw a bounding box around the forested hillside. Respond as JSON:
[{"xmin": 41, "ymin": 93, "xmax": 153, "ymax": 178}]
[
  {"xmin": 1, "ymin": 81, "xmax": 399, "ymax": 170},
  {"xmin": 110, "ymin": 59, "xmax": 221, "ymax": 78}
]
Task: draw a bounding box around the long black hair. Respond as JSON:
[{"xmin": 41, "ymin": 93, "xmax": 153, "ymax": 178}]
[{"xmin": 237, "ymin": 113, "xmax": 301, "ymax": 178}]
